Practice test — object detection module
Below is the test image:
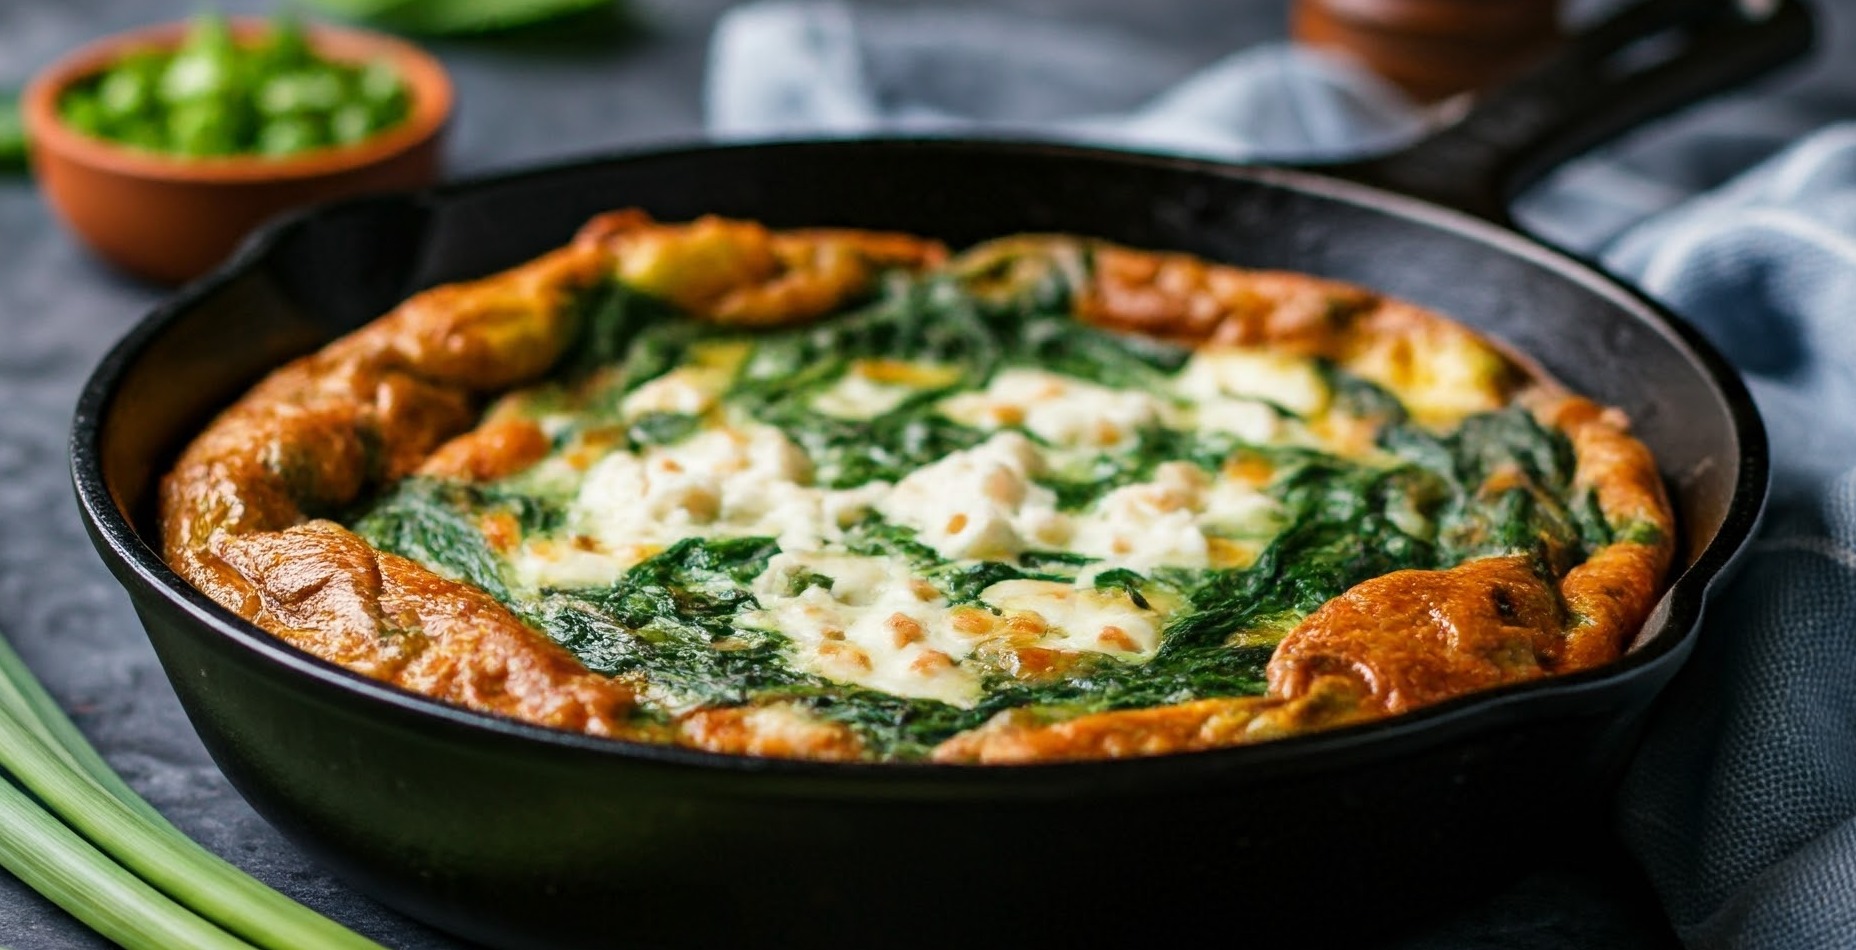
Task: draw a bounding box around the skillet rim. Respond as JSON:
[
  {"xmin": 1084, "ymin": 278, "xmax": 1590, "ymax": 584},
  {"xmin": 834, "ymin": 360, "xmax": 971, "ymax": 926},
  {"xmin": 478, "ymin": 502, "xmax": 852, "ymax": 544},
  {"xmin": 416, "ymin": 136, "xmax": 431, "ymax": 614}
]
[{"xmin": 68, "ymin": 136, "xmax": 1771, "ymax": 784}]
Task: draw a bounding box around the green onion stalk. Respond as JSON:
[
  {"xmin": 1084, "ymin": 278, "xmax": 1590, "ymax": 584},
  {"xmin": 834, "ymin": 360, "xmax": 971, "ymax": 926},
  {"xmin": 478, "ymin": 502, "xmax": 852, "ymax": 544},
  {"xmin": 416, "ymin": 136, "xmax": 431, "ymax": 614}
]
[
  {"xmin": 0, "ymin": 779, "xmax": 249, "ymax": 949},
  {"xmin": 0, "ymin": 634, "xmax": 383, "ymax": 949}
]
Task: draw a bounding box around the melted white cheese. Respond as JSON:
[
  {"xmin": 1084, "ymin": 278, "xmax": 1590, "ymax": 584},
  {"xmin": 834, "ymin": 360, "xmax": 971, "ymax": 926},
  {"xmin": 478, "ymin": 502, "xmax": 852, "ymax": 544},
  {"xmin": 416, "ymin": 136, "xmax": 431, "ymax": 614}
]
[
  {"xmin": 1069, "ymin": 462, "xmax": 1213, "ymax": 573},
  {"xmin": 1175, "ymin": 347, "xmax": 1329, "ymax": 418},
  {"xmin": 1062, "ymin": 462, "xmax": 1283, "ymax": 575},
  {"xmin": 979, "ymin": 579, "xmax": 1163, "ymax": 656},
  {"xmin": 812, "ymin": 359, "xmax": 958, "ymax": 420},
  {"xmin": 938, "ymin": 367, "xmax": 1169, "ymax": 450},
  {"xmin": 1202, "ymin": 477, "xmax": 1283, "ymax": 539},
  {"xmin": 741, "ymin": 551, "xmax": 1174, "ymax": 705},
  {"xmin": 876, "ymin": 430, "xmax": 1284, "ymax": 577},
  {"xmin": 514, "ymin": 423, "xmax": 889, "ymax": 590},
  {"xmin": 1344, "ymin": 327, "xmax": 1509, "ymax": 426},
  {"xmin": 878, "ymin": 432, "xmax": 1067, "ymax": 561},
  {"xmin": 619, "ymin": 365, "xmax": 730, "ymax": 419},
  {"xmin": 1189, "ymin": 396, "xmax": 1287, "ymax": 443},
  {"xmin": 508, "ymin": 538, "xmax": 642, "ymax": 592},
  {"xmin": 518, "ymin": 412, "xmax": 1282, "ymax": 594},
  {"xmin": 812, "ymin": 372, "xmax": 915, "ymax": 420},
  {"xmin": 743, "ymin": 553, "xmax": 980, "ymax": 706}
]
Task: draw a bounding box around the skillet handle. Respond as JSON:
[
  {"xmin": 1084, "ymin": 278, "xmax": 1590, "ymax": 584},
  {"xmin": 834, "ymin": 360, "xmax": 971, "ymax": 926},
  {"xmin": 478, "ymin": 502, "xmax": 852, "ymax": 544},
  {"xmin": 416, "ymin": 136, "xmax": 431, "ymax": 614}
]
[{"xmin": 1317, "ymin": 0, "xmax": 1814, "ymax": 224}]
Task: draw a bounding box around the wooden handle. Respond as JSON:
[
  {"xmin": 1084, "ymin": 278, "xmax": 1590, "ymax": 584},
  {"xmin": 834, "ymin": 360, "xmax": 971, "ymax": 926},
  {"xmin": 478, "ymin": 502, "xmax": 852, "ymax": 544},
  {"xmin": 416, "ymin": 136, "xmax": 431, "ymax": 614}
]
[{"xmin": 1292, "ymin": 0, "xmax": 1563, "ymax": 101}]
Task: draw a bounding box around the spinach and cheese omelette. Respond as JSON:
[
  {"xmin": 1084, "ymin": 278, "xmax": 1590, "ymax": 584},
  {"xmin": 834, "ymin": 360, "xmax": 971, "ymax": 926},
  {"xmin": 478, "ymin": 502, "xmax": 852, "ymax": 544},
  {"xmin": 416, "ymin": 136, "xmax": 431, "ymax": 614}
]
[{"xmin": 161, "ymin": 210, "xmax": 1674, "ymax": 763}]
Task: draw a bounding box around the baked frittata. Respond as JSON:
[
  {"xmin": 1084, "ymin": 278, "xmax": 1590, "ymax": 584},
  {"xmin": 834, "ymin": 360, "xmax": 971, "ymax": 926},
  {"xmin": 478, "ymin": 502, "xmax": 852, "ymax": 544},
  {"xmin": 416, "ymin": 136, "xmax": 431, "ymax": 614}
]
[{"xmin": 160, "ymin": 211, "xmax": 1674, "ymax": 763}]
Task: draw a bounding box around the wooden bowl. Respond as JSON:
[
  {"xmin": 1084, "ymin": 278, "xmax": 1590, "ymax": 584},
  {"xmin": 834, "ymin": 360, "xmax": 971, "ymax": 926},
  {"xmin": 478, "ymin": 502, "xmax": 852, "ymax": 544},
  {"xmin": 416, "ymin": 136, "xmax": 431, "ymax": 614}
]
[{"xmin": 23, "ymin": 19, "xmax": 451, "ymax": 284}]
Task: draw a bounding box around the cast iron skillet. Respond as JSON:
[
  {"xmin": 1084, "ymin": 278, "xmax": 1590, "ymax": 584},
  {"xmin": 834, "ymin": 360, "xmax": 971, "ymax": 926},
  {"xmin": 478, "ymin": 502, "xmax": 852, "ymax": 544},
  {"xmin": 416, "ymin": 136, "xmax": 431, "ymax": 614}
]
[{"xmin": 71, "ymin": 1, "xmax": 1805, "ymax": 946}]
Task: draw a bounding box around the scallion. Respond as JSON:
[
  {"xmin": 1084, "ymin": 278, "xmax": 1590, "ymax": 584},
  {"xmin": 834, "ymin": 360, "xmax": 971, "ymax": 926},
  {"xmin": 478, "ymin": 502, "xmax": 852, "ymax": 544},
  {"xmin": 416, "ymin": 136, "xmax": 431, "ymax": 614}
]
[
  {"xmin": 0, "ymin": 779, "xmax": 249, "ymax": 950},
  {"xmin": 0, "ymin": 634, "xmax": 383, "ymax": 949},
  {"xmin": 0, "ymin": 635, "xmax": 165, "ymax": 825}
]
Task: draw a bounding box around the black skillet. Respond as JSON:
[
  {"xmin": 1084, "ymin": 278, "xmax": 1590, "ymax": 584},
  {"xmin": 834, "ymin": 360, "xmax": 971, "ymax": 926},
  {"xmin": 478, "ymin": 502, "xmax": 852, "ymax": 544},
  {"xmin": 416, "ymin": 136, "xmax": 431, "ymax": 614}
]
[{"xmin": 70, "ymin": 1, "xmax": 1807, "ymax": 946}]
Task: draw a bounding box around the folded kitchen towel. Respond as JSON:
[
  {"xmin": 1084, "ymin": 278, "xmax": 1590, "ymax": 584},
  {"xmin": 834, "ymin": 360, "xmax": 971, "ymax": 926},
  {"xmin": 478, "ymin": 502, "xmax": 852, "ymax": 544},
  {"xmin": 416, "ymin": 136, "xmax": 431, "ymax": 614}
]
[
  {"xmin": 705, "ymin": 3, "xmax": 1856, "ymax": 947},
  {"xmin": 1606, "ymin": 128, "xmax": 1856, "ymax": 948},
  {"xmin": 706, "ymin": 0, "xmax": 1436, "ymax": 160}
]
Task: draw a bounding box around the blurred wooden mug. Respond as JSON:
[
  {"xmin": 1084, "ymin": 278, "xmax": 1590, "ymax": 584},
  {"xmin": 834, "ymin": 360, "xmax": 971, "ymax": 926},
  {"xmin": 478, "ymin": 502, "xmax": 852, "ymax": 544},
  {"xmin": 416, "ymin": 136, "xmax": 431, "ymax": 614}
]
[{"xmin": 1292, "ymin": 0, "xmax": 1563, "ymax": 101}]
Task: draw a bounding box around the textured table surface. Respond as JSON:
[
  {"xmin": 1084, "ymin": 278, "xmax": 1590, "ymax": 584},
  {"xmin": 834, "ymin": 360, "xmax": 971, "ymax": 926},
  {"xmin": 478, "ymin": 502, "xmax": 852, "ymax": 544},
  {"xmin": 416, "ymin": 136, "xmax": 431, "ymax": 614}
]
[{"xmin": 0, "ymin": 0, "xmax": 1835, "ymax": 946}]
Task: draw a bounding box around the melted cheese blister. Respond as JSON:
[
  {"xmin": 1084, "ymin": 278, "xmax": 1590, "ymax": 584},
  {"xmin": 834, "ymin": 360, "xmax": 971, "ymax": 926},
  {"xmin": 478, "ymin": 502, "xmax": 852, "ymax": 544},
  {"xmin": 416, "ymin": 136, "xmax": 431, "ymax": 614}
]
[
  {"xmin": 1344, "ymin": 326, "xmax": 1509, "ymax": 426},
  {"xmin": 812, "ymin": 359, "xmax": 960, "ymax": 420},
  {"xmin": 878, "ymin": 433, "xmax": 1064, "ymax": 561},
  {"xmin": 514, "ymin": 423, "xmax": 889, "ymax": 590},
  {"xmin": 743, "ymin": 553, "xmax": 981, "ymax": 706},
  {"xmin": 741, "ymin": 554, "xmax": 1173, "ymax": 707},
  {"xmin": 980, "ymin": 579, "xmax": 1163, "ymax": 656},
  {"xmin": 1175, "ymin": 347, "xmax": 1329, "ymax": 417},
  {"xmin": 619, "ymin": 365, "xmax": 729, "ymax": 419},
  {"xmin": 938, "ymin": 368, "xmax": 1170, "ymax": 450}
]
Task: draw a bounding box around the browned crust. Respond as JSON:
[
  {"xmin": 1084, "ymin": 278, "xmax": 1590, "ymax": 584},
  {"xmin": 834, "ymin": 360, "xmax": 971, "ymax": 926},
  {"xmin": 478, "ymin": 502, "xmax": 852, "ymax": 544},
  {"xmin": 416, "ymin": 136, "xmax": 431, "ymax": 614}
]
[
  {"xmin": 160, "ymin": 212, "xmax": 947, "ymax": 754},
  {"xmin": 1530, "ymin": 393, "xmax": 1677, "ymax": 671},
  {"xmin": 159, "ymin": 213, "xmax": 1674, "ymax": 764},
  {"xmin": 1077, "ymin": 243, "xmax": 1379, "ymax": 351},
  {"xmin": 675, "ymin": 706, "xmax": 866, "ymax": 761},
  {"xmin": 417, "ymin": 416, "xmax": 551, "ymax": 483},
  {"xmin": 930, "ymin": 676, "xmax": 1371, "ymax": 765},
  {"xmin": 591, "ymin": 209, "xmax": 948, "ymax": 326},
  {"xmin": 1268, "ymin": 555, "xmax": 1576, "ymax": 715},
  {"xmin": 214, "ymin": 521, "xmax": 645, "ymax": 734}
]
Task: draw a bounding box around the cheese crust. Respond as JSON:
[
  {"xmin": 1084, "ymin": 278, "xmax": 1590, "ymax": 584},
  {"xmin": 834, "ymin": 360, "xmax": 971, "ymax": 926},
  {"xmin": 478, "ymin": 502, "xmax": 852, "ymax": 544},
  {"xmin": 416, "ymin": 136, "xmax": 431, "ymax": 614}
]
[{"xmin": 159, "ymin": 210, "xmax": 1674, "ymax": 763}]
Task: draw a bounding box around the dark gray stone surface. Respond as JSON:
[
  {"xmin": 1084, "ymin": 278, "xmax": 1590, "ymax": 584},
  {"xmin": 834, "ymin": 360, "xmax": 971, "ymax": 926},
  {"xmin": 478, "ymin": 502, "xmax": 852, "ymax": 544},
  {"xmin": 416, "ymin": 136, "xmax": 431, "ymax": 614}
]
[{"xmin": 0, "ymin": 0, "xmax": 1839, "ymax": 946}]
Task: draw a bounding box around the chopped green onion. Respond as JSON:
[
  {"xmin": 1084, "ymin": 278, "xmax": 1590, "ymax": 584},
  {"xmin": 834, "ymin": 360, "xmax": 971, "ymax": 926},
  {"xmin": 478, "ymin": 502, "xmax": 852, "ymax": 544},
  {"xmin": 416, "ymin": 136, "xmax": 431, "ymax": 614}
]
[
  {"xmin": 168, "ymin": 100, "xmax": 244, "ymax": 156},
  {"xmin": 259, "ymin": 13, "xmax": 315, "ymax": 72},
  {"xmin": 113, "ymin": 117, "xmax": 168, "ymax": 152},
  {"xmin": 329, "ymin": 102, "xmax": 374, "ymax": 144},
  {"xmin": 98, "ymin": 67, "xmax": 156, "ymax": 119},
  {"xmin": 56, "ymin": 11, "xmax": 412, "ymax": 159},
  {"xmin": 356, "ymin": 58, "xmax": 404, "ymax": 104},
  {"xmin": 258, "ymin": 115, "xmax": 327, "ymax": 155},
  {"xmin": 158, "ymin": 21, "xmax": 240, "ymax": 106},
  {"xmin": 0, "ymin": 635, "xmax": 382, "ymax": 949},
  {"xmin": 56, "ymin": 90, "xmax": 104, "ymax": 136}
]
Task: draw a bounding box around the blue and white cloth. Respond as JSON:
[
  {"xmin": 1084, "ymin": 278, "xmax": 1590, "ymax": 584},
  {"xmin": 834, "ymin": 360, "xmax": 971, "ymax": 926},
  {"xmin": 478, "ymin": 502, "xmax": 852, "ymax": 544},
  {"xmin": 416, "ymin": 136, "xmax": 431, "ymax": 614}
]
[{"xmin": 706, "ymin": 4, "xmax": 1856, "ymax": 946}]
